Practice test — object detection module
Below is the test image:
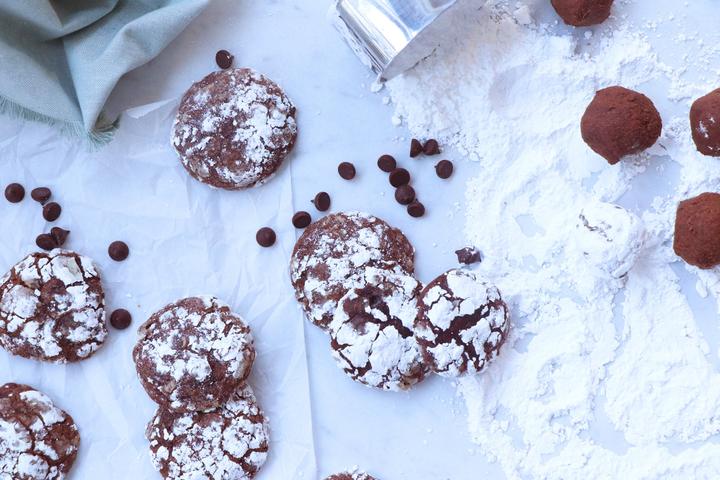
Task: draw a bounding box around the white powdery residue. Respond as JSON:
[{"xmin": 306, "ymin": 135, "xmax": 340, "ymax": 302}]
[{"xmin": 387, "ymin": 1, "xmax": 720, "ymax": 478}]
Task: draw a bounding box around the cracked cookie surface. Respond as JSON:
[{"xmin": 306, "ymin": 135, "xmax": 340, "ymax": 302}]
[
  {"xmin": 325, "ymin": 470, "xmax": 377, "ymax": 480},
  {"xmin": 172, "ymin": 68, "xmax": 297, "ymax": 190},
  {"xmin": 416, "ymin": 269, "xmax": 509, "ymax": 378},
  {"xmin": 0, "ymin": 383, "xmax": 80, "ymax": 480},
  {"xmin": 0, "ymin": 249, "xmax": 107, "ymax": 363},
  {"xmin": 329, "ymin": 267, "xmax": 426, "ymax": 391},
  {"xmin": 133, "ymin": 296, "xmax": 255, "ymax": 412},
  {"xmin": 291, "ymin": 211, "xmax": 415, "ymax": 331},
  {"xmin": 147, "ymin": 384, "xmax": 269, "ymax": 480}
]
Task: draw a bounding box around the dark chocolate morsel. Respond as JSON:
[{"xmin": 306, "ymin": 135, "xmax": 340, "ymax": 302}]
[
  {"xmin": 435, "ymin": 160, "xmax": 454, "ymax": 179},
  {"xmin": 108, "ymin": 241, "xmax": 129, "ymax": 261},
  {"xmin": 395, "ymin": 185, "xmax": 416, "ymax": 205},
  {"xmin": 407, "ymin": 201, "xmax": 425, "ymax": 218},
  {"xmin": 389, "ymin": 168, "xmax": 410, "ymax": 187},
  {"xmin": 110, "ymin": 309, "xmax": 132, "ymax": 330},
  {"xmin": 4, "ymin": 183, "xmax": 24, "ymax": 203},
  {"xmin": 313, "ymin": 192, "xmax": 331, "ymax": 212},
  {"xmin": 215, "ymin": 50, "xmax": 234, "ymax": 69},
  {"xmin": 410, "ymin": 139, "xmax": 423, "ymax": 158},
  {"xmin": 423, "ymin": 139, "xmax": 440, "ymax": 155},
  {"xmin": 377, "ymin": 155, "xmax": 397, "ymax": 173},
  {"xmin": 36, "ymin": 233, "xmax": 58, "ymax": 251},
  {"xmin": 30, "ymin": 187, "xmax": 51, "ymax": 204},
  {"xmin": 292, "ymin": 211, "xmax": 312, "ymax": 229},
  {"xmin": 50, "ymin": 227, "xmax": 70, "ymax": 247},
  {"xmin": 256, "ymin": 227, "xmax": 276, "ymax": 247},
  {"xmin": 338, "ymin": 162, "xmax": 356, "ymax": 180},
  {"xmin": 42, "ymin": 202, "xmax": 62, "ymax": 222}
]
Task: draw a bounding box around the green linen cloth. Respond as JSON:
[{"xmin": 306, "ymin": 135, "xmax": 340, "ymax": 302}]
[{"xmin": 0, "ymin": 0, "xmax": 209, "ymax": 143}]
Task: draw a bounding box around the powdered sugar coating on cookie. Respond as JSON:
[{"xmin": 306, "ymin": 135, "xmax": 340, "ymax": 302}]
[
  {"xmin": 291, "ymin": 211, "xmax": 415, "ymax": 330},
  {"xmin": 415, "ymin": 269, "xmax": 509, "ymax": 378},
  {"xmin": 0, "ymin": 383, "xmax": 80, "ymax": 480},
  {"xmin": 147, "ymin": 384, "xmax": 269, "ymax": 480},
  {"xmin": 133, "ymin": 296, "xmax": 255, "ymax": 412},
  {"xmin": 0, "ymin": 249, "xmax": 107, "ymax": 363},
  {"xmin": 325, "ymin": 469, "xmax": 377, "ymax": 480},
  {"xmin": 329, "ymin": 267, "xmax": 426, "ymax": 391},
  {"xmin": 172, "ymin": 68, "xmax": 297, "ymax": 190}
]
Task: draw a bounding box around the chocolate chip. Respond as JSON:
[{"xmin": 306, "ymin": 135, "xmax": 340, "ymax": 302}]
[
  {"xmin": 423, "ymin": 139, "xmax": 441, "ymax": 155},
  {"xmin": 36, "ymin": 233, "xmax": 57, "ymax": 251},
  {"xmin": 395, "ymin": 185, "xmax": 416, "ymax": 205},
  {"xmin": 4, "ymin": 183, "xmax": 24, "ymax": 203},
  {"xmin": 455, "ymin": 247, "xmax": 482, "ymax": 265},
  {"xmin": 313, "ymin": 192, "xmax": 331, "ymax": 212},
  {"xmin": 377, "ymin": 154, "xmax": 397, "ymax": 172},
  {"xmin": 338, "ymin": 162, "xmax": 356, "ymax": 180},
  {"xmin": 110, "ymin": 309, "xmax": 132, "ymax": 330},
  {"xmin": 389, "ymin": 168, "xmax": 410, "ymax": 187},
  {"xmin": 407, "ymin": 201, "xmax": 426, "ymax": 218},
  {"xmin": 292, "ymin": 211, "xmax": 312, "ymax": 229},
  {"xmin": 256, "ymin": 227, "xmax": 276, "ymax": 247},
  {"xmin": 50, "ymin": 227, "xmax": 70, "ymax": 247},
  {"xmin": 215, "ymin": 50, "xmax": 234, "ymax": 69},
  {"xmin": 410, "ymin": 139, "xmax": 423, "ymax": 157},
  {"xmin": 435, "ymin": 160, "xmax": 454, "ymax": 179},
  {"xmin": 42, "ymin": 202, "xmax": 61, "ymax": 222},
  {"xmin": 30, "ymin": 187, "xmax": 51, "ymax": 204},
  {"xmin": 108, "ymin": 241, "xmax": 129, "ymax": 261}
]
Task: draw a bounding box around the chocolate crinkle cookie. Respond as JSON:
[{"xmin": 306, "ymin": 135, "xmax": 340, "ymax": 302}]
[
  {"xmin": 133, "ymin": 296, "xmax": 255, "ymax": 412},
  {"xmin": 329, "ymin": 267, "xmax": 427, "ymax": 391},
  {"xmin": 0, "ymin": 383, "xmax": 80, "ymax": 480},
  {"xmin": 581, "ymin": 86, "xmax": 661, "ymax": 165},
  {"xmin": 325, "ymin": 469, "xmax": 377, "ymax": 480},
  {"xmin": 290, "ymin": 211, "xmax": 415, "ymax": 330},
  {"xmin": 0, "ymin": 250, "xmax": 107, "ymax": 363},
  {"xmin": 172, "ymin": 68, "xmax": 297, "ymax": 190},
  {"xmin": 147, "ymin": 384, "xmax": 269, "ymax": 480},
  {"xmin": 415, "ymin": 269, "xmax": 509, "ymax": 378}
]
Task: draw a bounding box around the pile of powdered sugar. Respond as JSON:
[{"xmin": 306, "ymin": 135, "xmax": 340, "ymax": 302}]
[{"xmin": 386, "ymin": 0, "xmax": 720, "ymax": 478}]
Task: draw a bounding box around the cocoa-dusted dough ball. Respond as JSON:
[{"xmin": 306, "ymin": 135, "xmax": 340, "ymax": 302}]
[
  {"xmin": 673, "ymin": 192, "xmax": 720, "ymax": 269},
  {"xmin": 581, "ymin": 86, "xmax": 662, "ymax": 165},
  {"xmin": 690, "ymin": 88, "xmax": 720, "ymax": 156},
  {"xmin": 551, "ymin": 0, "xmax": 613, "ymax": 26}
]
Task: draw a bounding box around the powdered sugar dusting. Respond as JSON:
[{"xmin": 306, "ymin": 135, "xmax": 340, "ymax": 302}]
[
  {"xmin": 0, "ymin": 249, "xmax": 106, "ymax": 363},
  {"xmin": 146, "ymin": 384, "xmax": 269, "ymax": 480},
  {"xmin": 329, "ymin": 267, "xmax": 425, "ymax": 391}
]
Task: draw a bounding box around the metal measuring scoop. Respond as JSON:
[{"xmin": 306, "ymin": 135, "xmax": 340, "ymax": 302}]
[{"xmin": 331, "ymin": 0, "xmax": 460, "ymax": 81}]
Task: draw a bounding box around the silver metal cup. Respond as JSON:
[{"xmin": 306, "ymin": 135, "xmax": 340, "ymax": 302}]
[{"xmin": 331, "ymin": 0, "xmax": 459, "ymax": 81}]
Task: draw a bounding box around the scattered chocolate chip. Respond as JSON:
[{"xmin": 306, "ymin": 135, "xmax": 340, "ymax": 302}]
[
  {"xmin": 424, "ymin": 139, "xmax": 441, "ymax": 155},
  {"xmin": 435, "ymin": 160, "xmax": 454, "ymax": 179},
  {"xmin": 377, "ymin": 154, "xmax": 397, "ymax": 172},
  {"xmin": 110, "ymin": 309, "xmax": 132, "ymax": 330},
  {"xmin": 256, "ymin": 227, "xmax": 276, "ymax": 247},
  {"xmin": 36, "ymin": 233, "xmax": 57, "ymax": 251},
  {"xmin": 50, "ymin": 227, "xmax": 70, "ymax": 247},
  {"xmin": 338, "ymin": 162, "xmax": 356, "ymax": 180},
  {"xmin": 4, "ymin": 183, "xmax": 24, "ymax": 203},
  {"xmin": 407, "ymin": 201, "xmax": 426, "ymax": 218},
  {"xmin": 395, "ymin": 185, "xmax": 416, "ymax": 205},
  {"xmin": 455, "ymin": 247, "xmax": 482, "ymax": 265},
  {"xmin": 108, "ymin": 241, "xmax": 129, "ymax": 261},
  {"xmin": 410, "ymin": 138, "xmax": 423, "ymax": 157},
  {"xmin": 215, "ymin": 50, "xmax": 234, "ymax": 69},
  {"xmin": 313, "ymin": 192, "xmax": 331, "ymax": 212},
  {"xmin": 42, "ymin": 202, "xmax": 62, "ymax": 222},
  {"xmin": 292, "ymin": 211, "xmax": 312, "ymax": 229},
  {"xmin": 389, "ymin": 168, "xmax": 411, "ymax": 187},
  {"xmin": 30, "ymin": 187, "xmax": 51, "ymax": 204}
]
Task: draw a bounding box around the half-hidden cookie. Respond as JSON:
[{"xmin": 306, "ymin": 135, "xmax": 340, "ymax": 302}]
[{"xmin": 0, "ymin": 383, "xmax": 80, "ymax": 480}]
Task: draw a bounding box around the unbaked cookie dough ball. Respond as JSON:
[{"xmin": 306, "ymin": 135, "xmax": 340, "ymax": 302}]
[
  {"xmin": 674, "ymin": 192, "xmax": 720, "ymax": 269},
  {"xmin": 325, "ymin": 470, "xmax": 377, "ymax": 480},
  {"xmin": 415, "ymin": 269, "xmax": 509, "ymax": 378},
  {"xmin": 581, "ymin": 86, "xmax": 662, "ymax": 165},
  {"xmin": 0, "ymin": 383, "xmax": 80, "ymax": 480},
  {"xmin": 291, "ymin": 211, "xmax": 415, "ymax": 330},
  {"xmin": 690, "ymin": 88, "xmax": 720, "ymax": 156},
  {"xmin": 0, "ymin": 250, "xmax": 107, "ymax": 363},
  {"xmin": 172, "ymin": 68, "xmax": 297, "ymax": 190},
  {"xmin": 133, "ymin": 296, "xmax": 255, "ymax": 412},
  {"xmin": 147, "ymin": 384, "xmax": 269, "ymax": 480},
  {"xmin": 551, "ymin": 0, "xmax": 613, "ymax": 26},
  {"xmin": 329, "ymin": 267, "xmax": 427, "ymax": 391},
  {"xmin": 576, "ymin": 202, "xmax": 646, "ymax": 278}
]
